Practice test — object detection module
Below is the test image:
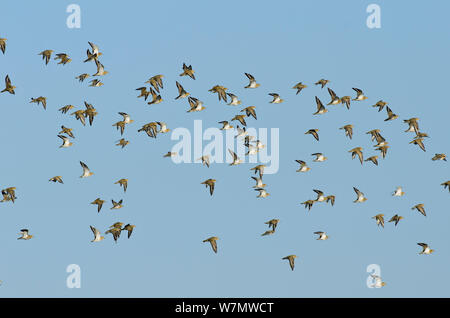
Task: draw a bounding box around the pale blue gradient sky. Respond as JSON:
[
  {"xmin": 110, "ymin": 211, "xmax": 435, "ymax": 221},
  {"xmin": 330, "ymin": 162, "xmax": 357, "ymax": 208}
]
[{"xmin": 0, "ymin": 0, "xmax": 449, "ymax": 297}]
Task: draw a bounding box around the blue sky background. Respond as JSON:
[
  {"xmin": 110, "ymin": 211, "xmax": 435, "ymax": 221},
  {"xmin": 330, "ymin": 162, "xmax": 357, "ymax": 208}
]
[{"xmin": 0, "ymin": 0, "xmax": 449, "ymax": 297}]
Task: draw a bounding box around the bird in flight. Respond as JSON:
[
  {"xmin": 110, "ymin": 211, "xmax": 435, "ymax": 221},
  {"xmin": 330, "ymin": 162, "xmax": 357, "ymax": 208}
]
[
  {"xmin": 282, "ymin": 255, "xmax": 297, "ymax": 271},
  {"xmin": 203, "ymin": 237, "xmax": 219, "ymax": 253}
]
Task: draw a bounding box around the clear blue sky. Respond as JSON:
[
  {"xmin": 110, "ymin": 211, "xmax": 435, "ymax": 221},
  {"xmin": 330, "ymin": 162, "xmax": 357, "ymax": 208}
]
[{"xmin": 0, "ymin": 0, "xmax": 449, "ymax": 297}]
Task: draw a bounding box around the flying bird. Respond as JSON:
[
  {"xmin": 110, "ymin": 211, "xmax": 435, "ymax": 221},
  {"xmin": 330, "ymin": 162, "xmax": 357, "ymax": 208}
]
[
  {"xmin": 393, "ymin": 187, "xmax": 405, "ymax": 197},
  {"xmin": 417, "ymin": 243, "xmax": 434, "ymax": 255},
  {"xmin": 441, "ymin": 181, "xmax": 450, "ymax": 192},
  {"xmin": 282, "ymin": 255, "xmax": 297, "ymax": 271},
  {"xmin": 349, "ymin": 147, "xmax": 364, "ymax": 165},
  {"xmin": 244, "ymin": 73, "xmax": 260, "ymax": 88},
  {"xmin": 110, "ymin": 199, "xmax": 124, "ymax": 210},
  {"xmin": 268, "ymin": 93, "xmax": 284, "ymax": 104},
  {"xmin": 122, "ymin": 224, "xmax": 136, "ymax": 239},
  {"xmin": 90, "ymin": 226, "xmax": 104, "ymax": 242},
  {"xmin": 341, "ymin": 96, "xmax": 351, "ymax": 109},
  {"xmin": 30, "ymin": 96, "xmax": 47, "ymax": 110},
  {"xmin": 54, "ymin": 53, "xmax": 71, "ymax": 65},
  {"xmin": 59, "ymin": 125, "xmax": 75, "ymax": 138},
  {"xmin": 38, "ymin": 50, "xmax": 53, "ymax": 65},
  {"xmin": 314, "ymin": 79, "xmax": 329, "ymax": 88},
  {"xmin": 313, "ymin": 96, "xmax": 328, "ymax": 115},
  {"xmin": 179, "ymin": 63, "xmax": 195, "ymax": 79},
  {"xmin": 76, "ymin": 73, "xmax": 90, "ymax": 82},
  {"xmin": 265, "ymin": 219, "xmax": 279, "ymax": 231},
  {"xmin": 201, "ymin": 179, "xmax": 216, "ymax": 196},
  {"xmin": 404, "ymin": 118, "xmax": 420, "ymax": 134},
  {"xmin": 116, "ymin": 138, "xmax": 129, "ymax": 148},
  {"xmin": 251, "ymin": 176, "xmax": 266, "ymax": 188},
  {"xmin": 372, "ymin": 100, "xmax": 387, "ymax": 112},
  {"xmin": 339, "ymin": 125, "xmax": 353, "ymax": 139},
  {"xmin": 410, "ymin": 137, "xmax": 426, "ymax": 152},
  {"xmin": 370, "ymin": 275, "xmax": 387, "ymax": 288},
  {"xmin": 431, "ymin": 153, "xmax": 446, "ymax": 161},
  {"xmin": 175, "ymin": 81, "xmax": 189, "ymax": 99},
  {"xmin": 59, "ymin": 105, "xmax": 75, "ymax": 114},
  {"xmin": 146, "ymin": 75, "xmax": 164, "ymax": 93},
  {"xmin": 203, "ymin": 237, "xmax": 219, "ymax": 253},
  {"xmin": 148, "ymin": 87, "xmax": 163, "ymax": 105},
  {"xmin": 1, "ymin": 75, "xmax": 15, "ymax": 94},
  {"xmin": 89, "ymin": 79, "xmax": 103, "ymax": 87},
  {"xmin": 372, "ymin": 214, "xmax": 385, "ymax": 228},
  {"xmin": 58, "ymin": 135, "xmax": 73, "ymax": 148},
  {"xmin": 241, "ymin": 106, "xmax": 257, "ymax": 120},
  {"xmin": 93, "ymin": 59, "xmax": 108, "ymax": 76},
  {"xmin": 49, "ymin": 176, "xmax": 63, "ymax": 184},
  {"xmin": 18, "ymin": 229, "xmax": 33, "ymax": 240},
  {"xmin": 91, "ymin": 198, "xmax": 105, "ymax": 213},
  {"xmin": 187, "ymin": 97, "xmax": 205, "ymax": 112},
  {"xmin": 0, "ymin": 37, "xmax": 6, "ymax": 54},
  {"xmin": 292, "ymin": 82, "xmax": 307, "ymax": 94},
  {"xmin": 388, "ymin": 214, "xmax": 403, "ymax": 226},
  {"xmin": 352, "ymin": 88, "xmax": 367, "ymax": 101},
  {"xmin": 327, "ymin": 88, "xmax": 341, "ymax": 105},
  {"xmin": 226, "ymin": 93, "xmax": 242, "ymax": 106},
  {"xmin": 412, "ymin": 204, "xmax": 426, "ymax": 217},
  {"xmin": 314, "ymin": 231, "xmax": 329, "ymax": 240},
  {"xmin": 305, "ymin": 129, "xmax": 319, "ymax": 141},
  {"xmin": 255, "ymin": 188, "xmax": 270, "ymax": 198},
  {"xmin": 384, "ymin": 107, "xmax": 398, "ymax": 121},
  {"xmin": 301, "ymin": 200, "xmax": 315, "ymax": 211},
  {"xmin": 312, "ymin": 153, "xmax": 327, "ymax": 162},
  {"xmin": 79, "ymin": 161, "xmax": 94, "ymax": 178},
  {"xmin": 197, "ymin": 155, "xmax": 210, "ymax": 168},
  {"xmin": 295, "ymin": 160, "xmax": 310, "ymax": 172},
  {"xmin": 115, "ymin": 179, "xmax": 128, "ymax": 193},
  {"xmin": 228, "ymin": 149, "xmax": 242, "ymax": 166},
  {"xmin": 353, "ymin": 187, "xmax": 367, "ymax": 203},
  {"xmin": 209, "ymin": 85, "xmax": 228, "ymax": 102}
]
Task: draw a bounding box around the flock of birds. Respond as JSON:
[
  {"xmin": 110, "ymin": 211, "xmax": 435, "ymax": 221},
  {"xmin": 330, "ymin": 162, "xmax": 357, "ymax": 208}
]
[{"xmin": 0, "ymin": 37, "xmax": 448, "ymax": 285}]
